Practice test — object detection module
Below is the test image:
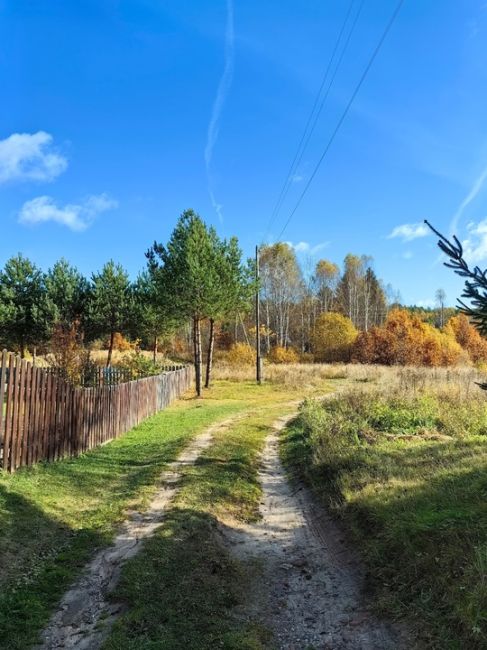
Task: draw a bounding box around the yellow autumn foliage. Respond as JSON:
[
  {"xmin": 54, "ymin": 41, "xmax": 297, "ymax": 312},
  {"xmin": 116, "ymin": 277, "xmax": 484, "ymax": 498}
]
[
  {"xmin": 312, "ymin": 312, "xmax": 358, "ymax": 362},
  {"xmin": 267, "ymin": 346, "xmax": 299, "ymax": 364}
]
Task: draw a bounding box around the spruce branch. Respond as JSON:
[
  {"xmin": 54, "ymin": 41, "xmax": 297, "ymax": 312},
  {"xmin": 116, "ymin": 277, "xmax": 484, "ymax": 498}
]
[{"xmin": 425, "ymin": 220, "xmax": 487, "ymax": 336}]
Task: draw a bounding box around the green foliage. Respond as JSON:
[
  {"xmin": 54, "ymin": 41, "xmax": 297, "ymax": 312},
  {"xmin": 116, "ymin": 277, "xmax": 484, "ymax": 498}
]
[
  {"xmin": 116, "ymin": 348, "xmax": 162, "ymax": 379},
  {"xmin": 133, "ymin": 270, "xmax": 178, "ymax": 354},
  {"xmin": 45, "ymin": 258, "xmax": 89, "ymax": 329},
  {"xmin": 147, "ymin": 209, "xmax": 249, "ymax": 393},
  {"xmin": 298, "ymin": 389, "xmax": 487, "ymax": 440},
  {"xmin": 147, "ymin": 210, "xmax": 220, "ymax": 321},
  {"xmin": 0, "ymin": 254, "xmax": 51, "ymax": 356},
  {"xmin": 88, "ymin": 260, "xmax": 134, "ymax": 365}
]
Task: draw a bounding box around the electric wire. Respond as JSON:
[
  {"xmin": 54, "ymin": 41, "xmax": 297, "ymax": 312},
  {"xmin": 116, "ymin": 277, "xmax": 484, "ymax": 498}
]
[
  {"xmin": 267, "ymin": 0, "xmax": 365, "ymax": 240},
  {"xmin": 264, "ymin": 0, "xmax": 357, "ymax": 239},
  {"xmin": 276, "ymin": 0, "xmax": 405, "ymax": 241}
]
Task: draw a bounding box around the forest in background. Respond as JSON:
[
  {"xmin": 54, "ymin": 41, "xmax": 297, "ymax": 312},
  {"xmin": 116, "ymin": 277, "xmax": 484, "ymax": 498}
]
[{"xmin": 0, "ymin": 209, "xmax": 483, "ymax": 393}]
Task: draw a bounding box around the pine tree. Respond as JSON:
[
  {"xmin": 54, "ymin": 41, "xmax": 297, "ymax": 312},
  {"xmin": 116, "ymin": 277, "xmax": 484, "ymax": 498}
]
[
  {"xmin": 134, "ymin": 271, "xmax": 177, "ymax": 363},
  {"xmin": 427, "ymin": 220, "xmax": 487, "ymax": 385},
  {"xmin": 45, "ymin": 258, "xmax": 89, "ymax": 330},
  {"xmin": 147, "ymin": 209, "xmax": 219, "ymax": 396},
  {"xmin": 88, "ymin": 261, "xmax": 133, "ymax": 367},
  {"xmin": 204, "ymin": 234, "xmax": 251, "ymax": 388},
  {"xmin": 0, "ymin": 254, "xmax": 51, "ymax": 356}
]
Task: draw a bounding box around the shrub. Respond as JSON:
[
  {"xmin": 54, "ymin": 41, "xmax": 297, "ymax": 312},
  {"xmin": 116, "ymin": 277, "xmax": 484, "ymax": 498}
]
[
  {"xmin": 112, "ymin": 332, "xmax": 133, "ymax": 352},
  {"xmin": 226, "ymin": 343, "xmax": 255, "ymax": 366},
  {"xmin": 445, "ymin": 314, "xmax": 487, "ymax": 363},
  {"xmin": 48, "ymin": 321, "xmax": 91, "ymax": 385},
  {"xmin": 312, "ymin": 312, "xmax": 358, "ymax": 362},
  {"xmin": 118, "ymin": 348, "xmax": 161, "ymax": 379},
  {"xmin": 267, "ymin": 346, "xmax": 299, "ymax": 364},
  {"xmin": 352, "ymin": 308, "xmax": 463, "ymax": 366}
]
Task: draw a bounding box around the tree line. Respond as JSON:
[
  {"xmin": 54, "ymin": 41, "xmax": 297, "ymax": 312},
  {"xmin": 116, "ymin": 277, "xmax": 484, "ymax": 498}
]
[
  {"xmin": 253, "ymin": 244, "xmax": 390, "ymax": 354},
  {"xmin": 0, "ymin": 209, "xmax": 458, "ymax": 393},
  {"xmin": 0, "ymin": 210, "xmax": 252, "ymax": 396}
]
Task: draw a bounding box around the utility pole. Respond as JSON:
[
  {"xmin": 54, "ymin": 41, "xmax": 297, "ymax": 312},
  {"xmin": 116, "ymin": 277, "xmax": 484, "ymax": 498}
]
[{"xmin": 255, "ymin": 245, "xmax": 261, "ymax": 384}]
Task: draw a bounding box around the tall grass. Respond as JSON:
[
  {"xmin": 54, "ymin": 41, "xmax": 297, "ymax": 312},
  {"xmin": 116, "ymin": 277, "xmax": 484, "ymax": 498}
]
[
  {"xmin": 214, "ymin": 361, "xmax": 486, "ymax": 396},
  {"xmin": 281, "ymin": 366, "xmax": 487, "ymax": 648}
]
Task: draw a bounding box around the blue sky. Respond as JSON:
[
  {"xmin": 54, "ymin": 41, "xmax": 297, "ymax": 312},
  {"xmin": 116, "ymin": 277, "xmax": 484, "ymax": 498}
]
[{"xmin": 2, "ymin": 1, "xmax": 487, "ymax": 306}]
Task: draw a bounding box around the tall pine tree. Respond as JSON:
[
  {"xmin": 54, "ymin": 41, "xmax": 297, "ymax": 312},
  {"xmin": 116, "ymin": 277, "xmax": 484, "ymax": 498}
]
[
  {"xmin": 0, "ymin": 254, "xmax": 51, "ymax": 357},
  {"xmin": 147, "ymin": 209, "xmax": 219, "ymax": 396}
]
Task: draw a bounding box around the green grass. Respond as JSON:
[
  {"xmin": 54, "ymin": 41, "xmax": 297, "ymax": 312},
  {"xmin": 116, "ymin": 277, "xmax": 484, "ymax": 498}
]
[
  {"xmin": 281, "ymin": 394, "xmax": 487, "ymax": 649},
  {"xmin": 102, "ymin": 397, "xmax": 302, "ymax": 649},
  {"xmin": 0, "ymin": 380, "xmax": 297, "ymax": 650}
]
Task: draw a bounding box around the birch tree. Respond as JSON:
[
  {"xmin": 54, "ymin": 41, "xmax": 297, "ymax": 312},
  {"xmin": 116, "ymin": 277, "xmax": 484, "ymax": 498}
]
[{"xmin": 259, "ymin": 243, "xmax": 302, "ymax": 350}]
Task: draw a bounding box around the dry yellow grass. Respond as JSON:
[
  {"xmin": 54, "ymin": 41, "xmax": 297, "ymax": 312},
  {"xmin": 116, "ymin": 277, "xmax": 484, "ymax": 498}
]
[{"xmin": 213, "ymin": 361, "xmax": 487, "ymax": 397}]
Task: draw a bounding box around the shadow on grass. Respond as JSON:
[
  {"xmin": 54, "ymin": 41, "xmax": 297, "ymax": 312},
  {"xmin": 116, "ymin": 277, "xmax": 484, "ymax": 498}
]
[
  {"xmin": 0, "ymin": 486, "xmax": 106, "ymax": 650},
  {"xmin": 104, "ymin": 506, "xmax": 271, "ymax": 650}
]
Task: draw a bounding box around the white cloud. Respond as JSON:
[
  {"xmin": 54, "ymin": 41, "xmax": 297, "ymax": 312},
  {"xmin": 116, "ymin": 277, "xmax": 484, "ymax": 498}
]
[
  {"xmin": 461, "ymin": 218, "xmax": 487, "ymax": 263},
  {"xmin": 286, "ymin": 241, "xmax": 329, "ymax": 255},
  {"xmin": 387, "ymin": 222, "xmax": 429, "ymax": 241},
  {"xmin": 205, "ymin": 0, "xmax": 234, "ymax": 221},
  {"xmin": 18, "ymin": 193, "xmax": 118, "ymax": 231},
  {"xmin": 0, "ymin": 131, "xmax": 67, "ymax": 184}
]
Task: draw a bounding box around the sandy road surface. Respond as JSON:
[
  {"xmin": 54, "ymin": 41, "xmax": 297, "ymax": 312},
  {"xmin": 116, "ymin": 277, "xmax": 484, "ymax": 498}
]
[{"xmin": 225, "ymin": 414, "xmax": 410, "ymax": 650}]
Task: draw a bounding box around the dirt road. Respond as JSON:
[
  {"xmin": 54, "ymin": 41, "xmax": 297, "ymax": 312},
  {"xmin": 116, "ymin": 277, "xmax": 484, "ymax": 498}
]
[
  {"xmin": 36, "ymin": 414, "xmax": 244, "ymax": 650},
  {"xmin": 225, "ymin": 414, "xmax": 409, "ymax": 650},
  {"xmin": 37, "ymin": 409, "xmax": 409, "ymax": 650}
]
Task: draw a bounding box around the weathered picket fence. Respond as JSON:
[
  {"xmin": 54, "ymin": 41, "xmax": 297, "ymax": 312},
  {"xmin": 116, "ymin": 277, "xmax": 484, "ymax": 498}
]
[
  {"xmin": 45, "ymin": 363, "xmax": 187, "ymax": 387},
  {"xmin": 0, "ymin": 350, "xmax": 193, "ymax": 472}
]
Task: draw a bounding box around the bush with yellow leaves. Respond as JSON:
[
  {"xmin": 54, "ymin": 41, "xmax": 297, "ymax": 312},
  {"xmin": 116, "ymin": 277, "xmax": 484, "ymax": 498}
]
[
  {"xmin": 226, "ymin": 342, "xmax": 255, "ymax": 366},
  {"xmin": 312, "ymin": 312, "xmax": 358, "ymax": 362},
  {"xmin": 267, "ymin": 346, "xmax": 299, "ymax": 364}
]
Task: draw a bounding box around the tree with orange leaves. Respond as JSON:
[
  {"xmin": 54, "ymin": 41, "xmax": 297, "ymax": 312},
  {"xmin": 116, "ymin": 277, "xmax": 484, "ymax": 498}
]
[{"xmin": 352, "ymin": 308, "xmax": 463, "ymax": 366}]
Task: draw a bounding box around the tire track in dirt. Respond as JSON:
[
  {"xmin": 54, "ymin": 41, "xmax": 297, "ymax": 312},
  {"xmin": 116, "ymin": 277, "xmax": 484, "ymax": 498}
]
[
  {"xmin": 225, "ymin": 413, "xmax": 411, "ymax": 650},
  {"xmin": 35, "ymin": 412, "xmax": 248, "ymax": 650}
]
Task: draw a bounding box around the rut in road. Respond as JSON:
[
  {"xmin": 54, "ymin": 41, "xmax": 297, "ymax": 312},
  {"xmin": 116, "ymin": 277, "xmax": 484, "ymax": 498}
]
[
  {"xmin": 35, "ymin": 413, "xmax": 246, "ymax": 650},
  {"xmin": 225, "ymin": 414, "xmax": 410, "ymax": 650}
]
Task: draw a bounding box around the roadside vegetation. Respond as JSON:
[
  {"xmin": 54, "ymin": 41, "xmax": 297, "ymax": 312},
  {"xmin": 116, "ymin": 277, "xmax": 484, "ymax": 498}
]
[{"xmin": 281, "ymin": 366, "xmax": 487, "ymax": 648}]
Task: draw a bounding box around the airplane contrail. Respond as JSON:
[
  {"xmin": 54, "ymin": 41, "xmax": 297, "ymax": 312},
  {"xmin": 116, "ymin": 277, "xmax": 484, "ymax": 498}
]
[
  {"xmin": 449, "ymin": 165, "xmax": 487, "ymax": 235},
  {"xmin": 204, "ymin": 0, "xmax": 234, "ymax": 222}
]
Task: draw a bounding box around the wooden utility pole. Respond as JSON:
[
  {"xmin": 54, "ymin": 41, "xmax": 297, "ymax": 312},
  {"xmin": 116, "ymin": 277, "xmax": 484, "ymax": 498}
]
[{"xmin": 255, "ymin": 245, "xmax": 262, "ymax": 384}]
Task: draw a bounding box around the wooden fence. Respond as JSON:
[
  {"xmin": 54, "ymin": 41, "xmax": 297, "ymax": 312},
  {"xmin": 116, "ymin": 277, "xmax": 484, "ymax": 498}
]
[
  {"xmin": 45, "ymin": 364, "xmax": 187, "ymax": 387},
  {"xmin": 0, "ymin": 351, "xmax": 193, "ymax": 472}
]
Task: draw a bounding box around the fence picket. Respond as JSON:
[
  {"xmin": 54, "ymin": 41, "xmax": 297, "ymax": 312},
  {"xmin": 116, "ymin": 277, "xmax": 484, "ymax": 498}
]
[
  {"xmin": 0, "ymin": 350, "xmax": 7, "ymax": 466},
  {"xmin": 0, "ymin": 358, "xmax": 192, "ymax": 472}
]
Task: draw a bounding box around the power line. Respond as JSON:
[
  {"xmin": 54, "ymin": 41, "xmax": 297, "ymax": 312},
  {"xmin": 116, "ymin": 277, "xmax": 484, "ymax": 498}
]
[
  {"xmin": 274, "ymin": 0, "xmax": 365, "ymax": 220},
  {"xmin": 276, "ymin": 0, "xmax": 405, "ymax": 241},
  {"xmin": 264, "ymin": 0, "xmax": 357, "ymax": 239},
  {"xmin": 267, "ymin": 0, "xmax": 366, "ymax": 240}
]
